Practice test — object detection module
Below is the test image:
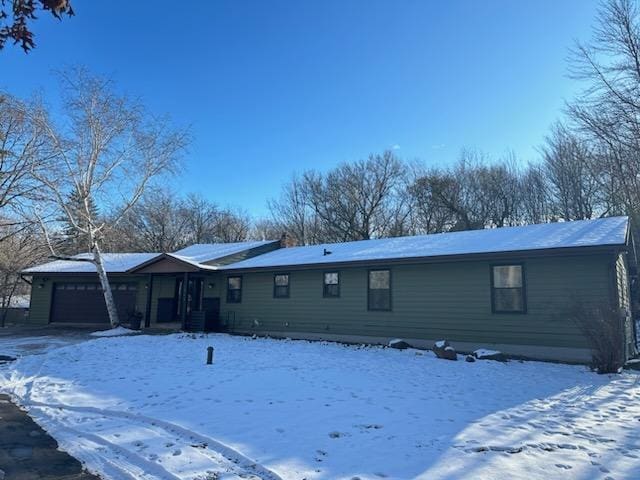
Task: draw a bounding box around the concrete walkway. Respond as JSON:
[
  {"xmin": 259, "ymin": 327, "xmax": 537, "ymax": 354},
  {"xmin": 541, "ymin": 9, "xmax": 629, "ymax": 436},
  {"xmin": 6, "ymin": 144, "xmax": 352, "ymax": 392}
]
[{"xmin": 0, "ymin": 394, "xmax": 101, "ymax": 480}]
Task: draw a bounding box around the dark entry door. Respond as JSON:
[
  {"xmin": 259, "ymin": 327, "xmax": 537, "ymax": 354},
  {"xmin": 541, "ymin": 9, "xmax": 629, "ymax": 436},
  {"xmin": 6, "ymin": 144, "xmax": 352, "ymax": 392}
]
[
  {"xmin": 202, "ymin": 297, "xmax": 220, "ymax": 331},
  {"xmin": 50, "ymin": 283, "xmax": 138, "ymax": 324}
]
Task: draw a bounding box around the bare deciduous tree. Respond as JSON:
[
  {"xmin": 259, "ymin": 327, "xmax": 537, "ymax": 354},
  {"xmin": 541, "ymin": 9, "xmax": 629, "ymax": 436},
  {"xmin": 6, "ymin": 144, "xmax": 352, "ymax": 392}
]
[
  {"xmin": 267, "ymin": 174, "xmax": 319, "ymax": 246},
  {"xmin": 106, "ymin": 190, "xmax": 251, "ymax": 252},
  {"xmin": 0, "ymin": 222, "xmax": 46, "ymax": 327},
  {"xmin": 305, "ymin": 151, "xmax": 407, "ymax": 242},
  {"xmin": 106, "ymin": 188, "xmax": 190, "ymax": 253},
  {"xmin": 0, "ymin": 93, "xmax": 51, "ymax": 239},
  {"xmin": 568, "ymin": 0, "xmax": 640, "ymax": 229},
  {"xmin": 249, "ymin": 218, "xmax": 283, "ymax": 242},
  {"xmin": 30, "ymin": 69, "xmax": 188, "ymax": 328},
  {"xmin": 519, "ymin": 163, "xmax": 552, "ymax": 224},
  {"xmin": 210, "ymin": 207, "xmax": 251, "ymax": 243},
  {"xmin": 540, "ymin": 124, "xmax": 601, "ymax": 220},
  {"xmin": 409, "ymin": 151, "xmax": 524, "ymax": 232}
]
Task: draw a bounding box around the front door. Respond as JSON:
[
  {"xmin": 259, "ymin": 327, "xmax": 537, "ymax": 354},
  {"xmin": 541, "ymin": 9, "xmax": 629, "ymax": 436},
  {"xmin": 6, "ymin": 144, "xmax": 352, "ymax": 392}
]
[{"xmin": 174, "ymin": 277, "xmax": 205, "ymax": 322}]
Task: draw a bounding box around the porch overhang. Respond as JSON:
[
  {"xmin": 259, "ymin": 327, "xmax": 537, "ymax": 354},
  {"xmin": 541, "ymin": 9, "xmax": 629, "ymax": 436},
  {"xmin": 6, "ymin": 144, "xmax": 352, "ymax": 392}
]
[{"xmin": 127, "ymin": 253, "xmax": 211, "ymax": 274}]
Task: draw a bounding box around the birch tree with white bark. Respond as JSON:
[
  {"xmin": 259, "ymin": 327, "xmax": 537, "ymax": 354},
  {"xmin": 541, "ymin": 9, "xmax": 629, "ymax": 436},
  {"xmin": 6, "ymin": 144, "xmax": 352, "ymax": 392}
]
[{"xmin": 30, "ymin": 68, "xmax": 188, "ymax": 328}]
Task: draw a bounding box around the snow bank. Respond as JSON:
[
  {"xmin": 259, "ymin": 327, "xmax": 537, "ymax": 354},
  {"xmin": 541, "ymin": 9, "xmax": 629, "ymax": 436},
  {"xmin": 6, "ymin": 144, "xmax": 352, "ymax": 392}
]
[{"xmin": 89, "ymin": 327, "xmax": 141, "ymax": 337}]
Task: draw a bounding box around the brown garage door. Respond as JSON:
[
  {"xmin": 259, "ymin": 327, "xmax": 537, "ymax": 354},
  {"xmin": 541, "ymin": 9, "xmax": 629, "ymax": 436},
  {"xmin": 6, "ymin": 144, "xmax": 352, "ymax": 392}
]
[{"xmin": 51, "ymin": 283, "xmax": 138, "ymax": 324}]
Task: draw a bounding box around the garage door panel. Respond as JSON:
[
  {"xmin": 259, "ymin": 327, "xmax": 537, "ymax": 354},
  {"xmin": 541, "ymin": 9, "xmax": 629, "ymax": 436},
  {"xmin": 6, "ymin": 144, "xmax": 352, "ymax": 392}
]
[{"xmin": 51, "ymin": 283, "xmax": 137, "ymax": 324}]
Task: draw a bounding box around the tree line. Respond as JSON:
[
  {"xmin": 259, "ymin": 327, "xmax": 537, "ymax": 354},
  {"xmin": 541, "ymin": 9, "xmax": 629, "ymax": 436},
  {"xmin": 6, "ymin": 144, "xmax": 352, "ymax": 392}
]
[{"xmin": 266, "ymin": 0, "xmax": 640, "ymax": 245}]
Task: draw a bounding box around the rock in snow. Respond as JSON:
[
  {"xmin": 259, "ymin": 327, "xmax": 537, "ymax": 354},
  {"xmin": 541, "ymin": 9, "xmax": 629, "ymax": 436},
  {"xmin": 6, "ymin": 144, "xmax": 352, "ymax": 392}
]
[
  {"xmin": 433, "ymin": 340, "xmax": 457, "ymax": 360},
  {"xmin": 465, "ymin": 354, "xmax": 476, "ymax": 363},
  {"xmin": 388, "ymin": 339, "xmax": 412, "ymax": 350},
  {"xmin": 473, "ymin": 349, "xmax": 507, "ymax": 362}
]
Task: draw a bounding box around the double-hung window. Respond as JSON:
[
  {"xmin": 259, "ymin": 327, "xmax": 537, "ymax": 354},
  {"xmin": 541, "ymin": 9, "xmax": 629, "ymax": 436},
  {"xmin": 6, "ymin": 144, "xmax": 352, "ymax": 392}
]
[
  {"xmin": 274, "ymin": 274, "xmax": 290, "ymax": 298},
  {"xmin": 323, "ymin": 272, "xmax": 340, "ymax": 298},
  {"xmin": 368, "ymin": 269, "xmax": 391, "ymax": 311},
  {"xmin": 226, "ymin": 276, "xmax": 242, "ymax": 303},
  {"xmin": 491, "ymin": 264, "xmax": 526, "ymax": 313}
]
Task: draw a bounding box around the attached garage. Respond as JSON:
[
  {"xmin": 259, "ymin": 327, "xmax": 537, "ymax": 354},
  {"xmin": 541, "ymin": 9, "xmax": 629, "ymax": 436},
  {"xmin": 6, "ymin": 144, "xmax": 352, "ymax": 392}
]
[{"xmin": 50, "ymin": 282, "xmax": 138, "ymax": 324}]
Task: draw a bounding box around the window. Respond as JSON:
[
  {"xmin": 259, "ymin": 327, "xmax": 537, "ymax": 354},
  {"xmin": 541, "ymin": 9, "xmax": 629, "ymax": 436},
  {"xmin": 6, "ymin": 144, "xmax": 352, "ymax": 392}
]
[
  {"xmin": 368, "ymin": 269, "xmax": 391, "ymax": 311},
  {"xmin": 274, "ymin": 274, "xmax": 290, "ymax": 298},
  {"xmin": 226, "ymin": 276, "xmax": 242, "ymax": 303},
  {"xmin": 491, "ymin": 264, "xmax": 526, "ymax": 313},
  {"xmin": 323, "ymin": 272, "xmax": 340, "ymax": 298}
]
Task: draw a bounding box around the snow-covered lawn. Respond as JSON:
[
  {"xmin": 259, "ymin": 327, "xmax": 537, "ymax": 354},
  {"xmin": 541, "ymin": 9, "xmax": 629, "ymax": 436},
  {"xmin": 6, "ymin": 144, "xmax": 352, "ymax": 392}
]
[{"xmin": 1, "ymin": 333, "xmax": 639, "ymax": 480}]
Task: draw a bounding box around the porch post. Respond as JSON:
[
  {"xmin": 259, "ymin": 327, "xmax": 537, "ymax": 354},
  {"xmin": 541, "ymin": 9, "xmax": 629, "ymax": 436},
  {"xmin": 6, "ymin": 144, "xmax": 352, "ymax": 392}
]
[
  {"xmin": 180, "ymin": 272, "xmax": 189, "ymax": 330},
  {"xmin": 144, "ymin": 274, "xmax": 153, "ymax": 328}
]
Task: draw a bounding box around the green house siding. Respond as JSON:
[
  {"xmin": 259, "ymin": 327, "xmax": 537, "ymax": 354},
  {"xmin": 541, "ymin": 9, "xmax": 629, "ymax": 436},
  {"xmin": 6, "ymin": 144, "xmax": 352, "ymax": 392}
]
[
  {"xmin": 27, "ymin": 274, "xmax": 147, "ymax": 325},
  {"xmin": 27, "ymin": 276, "xmax": 54, "ymax": 325},
  {"xmin": 615, "ymin": 252, "xmax": 636, "ymax": 357},
  {"xmin": 220, "ymin": 254, "xmax": 615, "ymax": 350}
]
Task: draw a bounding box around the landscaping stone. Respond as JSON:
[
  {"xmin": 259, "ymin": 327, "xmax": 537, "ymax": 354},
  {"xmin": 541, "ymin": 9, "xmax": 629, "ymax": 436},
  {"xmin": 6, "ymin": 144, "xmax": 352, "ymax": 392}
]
[
  {"xmin": 433, "ymin": 340, "xmax": 457, "ymax": 360},
  {"xmin": 465, "ymin": 354, "xmax": 476, "ymax": 363},
  {"xmin": 388, "ymin": 339, "xmax": 412, "ymax": 350},
  {"xmin": 473, "ymin": 349, "xmax": 507, "ymax": 362}
]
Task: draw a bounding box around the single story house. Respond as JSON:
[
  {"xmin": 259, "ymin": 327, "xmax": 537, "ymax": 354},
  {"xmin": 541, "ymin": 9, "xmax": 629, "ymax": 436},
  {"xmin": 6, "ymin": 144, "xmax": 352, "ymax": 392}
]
[{"xmin": 21, "ymin": 216, "xmax": 637, "ymax": 363}]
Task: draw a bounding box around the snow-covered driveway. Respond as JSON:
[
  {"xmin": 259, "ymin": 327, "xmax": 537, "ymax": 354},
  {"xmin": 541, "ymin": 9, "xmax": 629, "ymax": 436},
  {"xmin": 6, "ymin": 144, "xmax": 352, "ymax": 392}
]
[{"xmin": 1, "ymin": 333, "xmax": 639, "ymax": 480}]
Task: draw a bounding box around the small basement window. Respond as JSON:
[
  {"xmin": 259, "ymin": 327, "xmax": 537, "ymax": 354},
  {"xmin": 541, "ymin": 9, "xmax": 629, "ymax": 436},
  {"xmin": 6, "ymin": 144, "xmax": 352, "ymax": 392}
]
[
  {"xmin": 368, "ymin": 269, "xmax": 391, "ymax": 311},
  {"xmin": 491, "ymin": 264, "xmax": 526, "ymax": 313},
  {"xmin": 323, "ymin": 272, "xmax": 340, "ymax": 298},
  {"xmin": 274, "ymin": 274, "xmax": 290, "ymax": 298},
  {"xmin": 226, "ymin": 276, "xmax": 242, "ymax": 303}
]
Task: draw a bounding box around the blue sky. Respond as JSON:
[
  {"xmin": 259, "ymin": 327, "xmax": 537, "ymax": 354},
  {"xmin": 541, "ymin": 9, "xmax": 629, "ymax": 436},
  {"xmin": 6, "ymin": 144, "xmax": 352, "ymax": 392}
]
[{"xmin": 1, "ymin": 0, "xmax": 599, "ymax": 217}]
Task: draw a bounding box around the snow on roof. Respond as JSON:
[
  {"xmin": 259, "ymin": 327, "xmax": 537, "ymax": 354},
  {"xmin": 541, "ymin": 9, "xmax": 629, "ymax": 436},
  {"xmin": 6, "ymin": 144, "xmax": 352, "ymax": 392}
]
[
  {"xmin": 171, "ymin": 240, "xmax": 276, "ymax": 266},
  {"xmin": 23, "ymin": 253, "xmax": 159, "ymax": 275},
  {"xmin": 222, "ymin": 217, "xmax": 629, "ymax": 270}
]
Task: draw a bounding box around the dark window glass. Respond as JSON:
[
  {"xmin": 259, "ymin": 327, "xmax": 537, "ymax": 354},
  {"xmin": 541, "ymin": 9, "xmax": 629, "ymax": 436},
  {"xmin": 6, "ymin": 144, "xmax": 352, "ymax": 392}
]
[
  {"xmin": 491, "ymin": 265, "xmax": 525, "ymax": 313},
  {"xmin": 323, "ymin": 272, "xmax": 340, "ymax": 298},
  {"xmin": 227, "ymin": 276, "xmax": 242, "ymax": 303},
  {"xmin": 274, "ymin": 274, "xmax": 290, "ymax": 298},
  {"xmin": 368, "ymin": 270, "xmax": 391, "ymax": 311}
]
